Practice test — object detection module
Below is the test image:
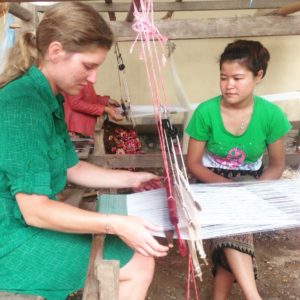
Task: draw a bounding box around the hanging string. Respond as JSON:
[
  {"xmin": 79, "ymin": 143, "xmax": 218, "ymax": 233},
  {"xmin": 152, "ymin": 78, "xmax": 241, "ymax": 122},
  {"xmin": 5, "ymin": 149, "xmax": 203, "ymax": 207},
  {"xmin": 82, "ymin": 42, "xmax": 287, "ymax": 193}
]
[
  {"xmin": 130, "ymin": 0, "xmax": 209, "ymax": 300},
  {"xmin": 186, "ymin": 253, "xmax": 191, "ymax": 300},
  {"xmin": 130, "ymin": 0, "xmax": 187, "ymax": 256},
  {"xmin": 114, "ymin": 43, "xmax": 135, "ymax": 126}
]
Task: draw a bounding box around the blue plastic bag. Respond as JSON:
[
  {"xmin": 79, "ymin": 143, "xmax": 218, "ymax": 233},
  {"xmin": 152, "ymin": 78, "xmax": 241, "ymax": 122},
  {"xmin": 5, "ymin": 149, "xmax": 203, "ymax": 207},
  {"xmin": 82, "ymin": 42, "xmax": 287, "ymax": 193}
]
[{"xmin": 0, "ymin": 14, "xmax": 15, "ymax": 73}]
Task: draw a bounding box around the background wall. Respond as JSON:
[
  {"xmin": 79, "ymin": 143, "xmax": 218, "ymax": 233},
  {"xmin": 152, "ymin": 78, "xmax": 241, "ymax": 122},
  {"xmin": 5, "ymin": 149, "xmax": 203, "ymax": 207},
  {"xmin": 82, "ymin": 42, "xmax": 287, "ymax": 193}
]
[
  {"xmin": 95, "ymin": 9, "xmax": 300, "ymax": 122},
  {"xmin": 95, "ymin": 36, "xmax": 300, "ymax": 122},
  {"xmin": 1, "ymin": 6, "xmax": 300, "ymax": 122}
]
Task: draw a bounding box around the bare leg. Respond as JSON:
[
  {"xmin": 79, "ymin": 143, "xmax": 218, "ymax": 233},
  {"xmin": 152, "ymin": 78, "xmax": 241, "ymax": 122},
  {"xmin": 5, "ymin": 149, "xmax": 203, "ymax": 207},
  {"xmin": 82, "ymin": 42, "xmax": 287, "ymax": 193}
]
[
  {"xmin": 224, "ymin": 248, "xmax": 261, "ymax": 300},
  {"xmin": 213, "ymin": 265, "xmax": 234, "ymax": 300},
  {"xmin": 119, "ymin": 252, "xmax": 155, "ymax": 300}
]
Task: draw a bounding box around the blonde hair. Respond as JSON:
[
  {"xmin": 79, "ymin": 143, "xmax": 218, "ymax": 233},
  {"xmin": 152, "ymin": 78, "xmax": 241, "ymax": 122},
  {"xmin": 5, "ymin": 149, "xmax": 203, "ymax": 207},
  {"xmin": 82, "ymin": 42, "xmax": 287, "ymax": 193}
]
[{"xmin": 0, "ymin": 2, "xmax": 113, "ymax": 88}]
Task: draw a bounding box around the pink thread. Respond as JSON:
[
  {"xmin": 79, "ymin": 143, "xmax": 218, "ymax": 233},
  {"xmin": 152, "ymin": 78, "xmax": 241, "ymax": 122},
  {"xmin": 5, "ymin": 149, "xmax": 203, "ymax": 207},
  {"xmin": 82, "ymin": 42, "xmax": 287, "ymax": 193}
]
[{"xmin": 130, "ymin": 0, "xmax": 187, "ymax": 256}]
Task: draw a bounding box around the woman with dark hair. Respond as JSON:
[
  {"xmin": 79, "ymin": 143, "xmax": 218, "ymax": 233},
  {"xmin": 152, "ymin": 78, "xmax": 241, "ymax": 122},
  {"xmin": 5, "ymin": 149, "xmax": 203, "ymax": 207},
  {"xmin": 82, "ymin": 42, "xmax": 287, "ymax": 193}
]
[
  {"xmin": 0, "ymin": 2, "xmax": 168, "ymax": 299},
  {"xmin": 63, "ymin": 82, "xmax": 123, "ymax": 138},
  {"xmin": 186, "ymin": 40, "xmax": 291, "ymax": 299}
]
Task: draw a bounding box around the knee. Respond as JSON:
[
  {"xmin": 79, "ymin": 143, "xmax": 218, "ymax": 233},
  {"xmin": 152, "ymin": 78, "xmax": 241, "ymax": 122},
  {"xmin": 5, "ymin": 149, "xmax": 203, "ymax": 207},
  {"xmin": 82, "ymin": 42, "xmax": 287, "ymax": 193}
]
[
  {"xmin": 138, "ymin": 256, "xmax": 155, "ymax": 284},
  {"xmin": 120, "ymin": 253, "xmax": 155, "ymax": 285}
]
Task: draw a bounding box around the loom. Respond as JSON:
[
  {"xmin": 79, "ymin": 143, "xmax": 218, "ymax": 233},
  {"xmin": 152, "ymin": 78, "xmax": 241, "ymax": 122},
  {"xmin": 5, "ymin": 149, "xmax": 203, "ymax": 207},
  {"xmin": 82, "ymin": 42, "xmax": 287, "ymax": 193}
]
[
  {"xmin": 117, "ymin": 0, "xmax": 300, "ymax": 289},
  {"xmin": 97, "ymin": 178, "xmax": 300, "ymax": 240}
]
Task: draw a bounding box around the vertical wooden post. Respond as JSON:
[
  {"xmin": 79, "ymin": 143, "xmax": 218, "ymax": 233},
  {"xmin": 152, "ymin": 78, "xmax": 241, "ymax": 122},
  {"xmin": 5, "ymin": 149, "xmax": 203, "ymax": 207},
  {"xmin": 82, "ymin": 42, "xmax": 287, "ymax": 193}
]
[
  {"xmin": 82, "ymin": 235, "xmax": 104, "ymax": 300},
  {"xmin": 18, "ymin": 3, "xmax": 38, "ymax": 34},
  {"xmin": 93, "ymin": 115, "xmax": 106, "ymax": 156},
  {"xmin": 96, "ymin": 260, "xmax": 119, "ymax": 300},
  {"xmin": 82, "ymin": 235, "xmax": 120, "ymax": 300}
]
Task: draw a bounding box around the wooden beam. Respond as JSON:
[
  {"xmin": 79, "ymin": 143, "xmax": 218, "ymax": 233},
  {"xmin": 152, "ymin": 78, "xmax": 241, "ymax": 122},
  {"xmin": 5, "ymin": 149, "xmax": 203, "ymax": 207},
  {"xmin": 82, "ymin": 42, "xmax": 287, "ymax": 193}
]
[
  {"xmin": 0, "ymin": 293, "xmax": 44, "ymax": 300},
  {"xmin": 125, "ymin": 0, "xmax": 141, "ymax": 22},
  {"xmin": 88, "ymin": 153, "xmax": 164, "ymax": 169},
  {"xmin": 109, "ymin": 15, "xmax": 300, "ymax": 41},
  {"xmin": 105, "ymin": 0, "xmax": 116, "ymax": 21},
  {"xmin": 33, "ymin": 1, "xmax": 297, "ymax": 13},
  {"xmin": 8, "ymin": 3, "xmax": 33, "ymax": 21},
  {"xmin": 267, "ymin": 1, "xmax": 300, "ymax": 16},
  {"xmin": 162, "ymin": 0, "xmax": 182, "ymax": 20},
  {"xmin": 88, "ymin": 152, "xmax": 300, "ymax": 169},
  {"xmin": 12, "ymin": 3, "xmax": 38, "ymax": 38}
]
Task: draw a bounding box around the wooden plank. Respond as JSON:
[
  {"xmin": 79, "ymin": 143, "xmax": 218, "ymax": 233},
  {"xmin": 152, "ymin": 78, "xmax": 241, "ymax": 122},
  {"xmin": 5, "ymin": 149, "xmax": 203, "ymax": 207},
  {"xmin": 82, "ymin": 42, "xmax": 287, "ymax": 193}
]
[
  {"xmin": 110, "ymin": 15, "xmax": 300, "ymax": 41},
  {"xmin": 78, "ymin": 144, "xmax": 92, "ymax": 160},
  {"xmin": 8, "ymin": 3, "xmax": 32, "ymax": 21},
  {"xmin": 0, "ymin": 293, "xmax": 44, "ymax": 300},
  {"xmin": 104, "ymin": 0, "xmax": 116, "ymax": 21},
  {"xmin": 125, "ymin": 0, "xmax": 141, "ymax": 22},
  {"xmin": 96, "ymin": 260, "xmax": 119, "ymax": 300},
  {"xmin": 88, "ymin": 153, "xmax": 164, "ymax": 168},
  {"xmin": 93, "ymin": 116, "xmax": 106, "ymax": 156},
  {"xmin": 17, "ymin": 3, "xmax": 38, "ymax": 34},
  {"xmin": 58, "ymin": 189, "xmax": 85, "ymax": 207},
  {"xmin": 82, "ymin": 235, "xmax": 104, "ymax": 300},
  {"xmin": 267, "ymin": 1, "xmax": 300, "ymax": 16},
  {"xmin": 82, "ymin": 231, "xmax": 119, "ymax": 299},
  {"xmin": 88, "ymin": 152, "xmax": 300, "ymax": 169},
  {"xmin": 32, "ymin": 1, "xmax": 296, "ymax": 13}
]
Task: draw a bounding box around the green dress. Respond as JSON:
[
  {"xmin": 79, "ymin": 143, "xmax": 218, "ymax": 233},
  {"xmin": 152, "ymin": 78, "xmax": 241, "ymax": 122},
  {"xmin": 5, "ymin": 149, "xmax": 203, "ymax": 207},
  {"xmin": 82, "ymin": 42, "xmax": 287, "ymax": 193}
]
[{"xmin": 0, "ymin": 66, "xmax": 133, "ymax": 300}]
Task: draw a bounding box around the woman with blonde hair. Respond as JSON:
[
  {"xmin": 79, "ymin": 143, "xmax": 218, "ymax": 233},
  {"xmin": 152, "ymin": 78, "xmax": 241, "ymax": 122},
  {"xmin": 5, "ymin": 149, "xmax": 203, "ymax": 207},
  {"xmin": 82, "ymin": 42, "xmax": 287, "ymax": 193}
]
[{"xmin": 0, "ymin": 2, "xmax": 168, "ymax": 299}]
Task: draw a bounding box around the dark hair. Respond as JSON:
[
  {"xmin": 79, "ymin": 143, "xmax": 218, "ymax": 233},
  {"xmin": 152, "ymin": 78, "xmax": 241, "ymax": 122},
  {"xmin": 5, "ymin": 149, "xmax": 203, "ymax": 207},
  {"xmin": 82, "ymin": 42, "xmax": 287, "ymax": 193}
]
[
  {"xmin": 219, "ymin": 40, "xmax": 270, "ymax": 78},
  {"xmin": 0, "ymin": 2, "xmax": 113, "ymax": 88}
]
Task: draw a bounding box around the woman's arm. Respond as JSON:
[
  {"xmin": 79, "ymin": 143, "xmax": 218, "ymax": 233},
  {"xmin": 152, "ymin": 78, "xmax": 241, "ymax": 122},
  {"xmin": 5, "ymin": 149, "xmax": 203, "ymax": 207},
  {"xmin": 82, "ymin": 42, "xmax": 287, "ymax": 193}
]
[
  {"xmin": 68, "ymin": 94, "xmax": 106, "ymax": 116},
  {"xmin": 15, "ymin": 193, "xmax": 168, "ymax": 257},
  {"xmin": 258, "ymin": 137, "xmax": 286, "ymax": 180},
  {"xmin": 186, "ymin": 138, "xmax": 230, "ymax": 183},
  {"xmin": 67, "ymin": 160, "xmax": 161, "ymax": 189}
]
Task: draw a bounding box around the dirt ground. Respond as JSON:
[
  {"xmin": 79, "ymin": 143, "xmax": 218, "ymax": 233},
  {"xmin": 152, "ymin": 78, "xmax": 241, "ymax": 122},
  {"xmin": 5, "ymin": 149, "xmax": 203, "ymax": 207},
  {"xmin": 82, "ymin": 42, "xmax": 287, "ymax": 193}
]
[{"xmin": 147, "ymin": 228, "xmax": 300, "ymax": 300}]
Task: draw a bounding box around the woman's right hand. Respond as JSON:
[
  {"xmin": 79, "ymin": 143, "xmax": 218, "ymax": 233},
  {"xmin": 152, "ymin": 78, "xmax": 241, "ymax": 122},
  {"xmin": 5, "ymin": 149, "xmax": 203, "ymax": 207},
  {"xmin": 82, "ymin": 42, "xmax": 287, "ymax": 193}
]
[
  {"xmin": 105, "ymin": 106, "xmax": 123, "ymax": 121},
  {"xmin": 110, "ymin": 215, "xmax": 169, "ymax": 257}
]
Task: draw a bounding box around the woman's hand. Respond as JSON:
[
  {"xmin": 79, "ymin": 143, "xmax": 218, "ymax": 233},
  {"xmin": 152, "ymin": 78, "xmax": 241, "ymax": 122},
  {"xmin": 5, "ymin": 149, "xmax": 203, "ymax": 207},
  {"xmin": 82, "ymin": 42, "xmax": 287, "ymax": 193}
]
[
  {"xmin": 105, "ymin": 105, "xmax": 123, "ymax": 121},
  {"xmin": 68, "ymin": 161, "xmax": 165, "ymax": 190},
  {"xmin": 108, "ymin": 98, "xmax": 121, "ymax": 107},
  {"xmin": 129, "ymin": 172, "xmax": 164, "ymax": 192},
  {"xmin": 111, "ymin": 215, "xmax": 169, "ymax": 257}
]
